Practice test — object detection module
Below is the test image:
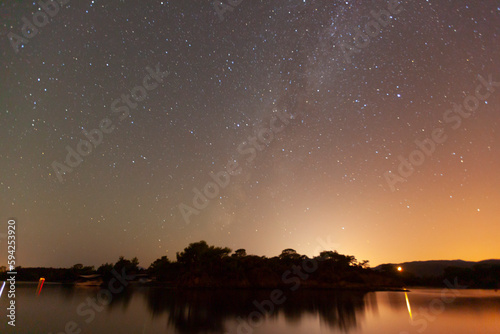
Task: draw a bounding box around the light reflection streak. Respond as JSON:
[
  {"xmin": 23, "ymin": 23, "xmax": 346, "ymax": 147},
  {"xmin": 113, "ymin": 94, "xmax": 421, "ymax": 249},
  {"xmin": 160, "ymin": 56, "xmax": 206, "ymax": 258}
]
[{"xmin": 405, "ymin": 291, "xmax": 413, "ymax": 320}]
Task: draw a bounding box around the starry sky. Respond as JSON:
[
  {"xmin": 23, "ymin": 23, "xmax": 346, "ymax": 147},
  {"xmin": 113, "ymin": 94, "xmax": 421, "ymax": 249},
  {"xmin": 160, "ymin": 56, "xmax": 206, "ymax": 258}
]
[{"xmin": 0, "ymin": 0, "xmax": 499, "ymax": 269}]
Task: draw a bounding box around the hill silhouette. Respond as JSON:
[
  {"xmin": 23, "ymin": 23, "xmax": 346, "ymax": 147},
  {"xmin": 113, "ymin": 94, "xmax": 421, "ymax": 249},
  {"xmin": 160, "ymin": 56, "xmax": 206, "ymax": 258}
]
[
  {"xmin": 375, "ymin": 259, "xmax": 500, "ymax": 277},
  {"xmin": 375, "ymin": 259, "xmax": 500, "ymax": 289}
]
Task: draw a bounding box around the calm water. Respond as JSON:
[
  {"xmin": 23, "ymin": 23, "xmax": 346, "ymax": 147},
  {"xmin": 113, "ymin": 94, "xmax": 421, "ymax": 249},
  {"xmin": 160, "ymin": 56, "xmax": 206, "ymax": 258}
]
[{"xmin": 1, "ymin": 283, "xmax": 499, "ymax": 333}]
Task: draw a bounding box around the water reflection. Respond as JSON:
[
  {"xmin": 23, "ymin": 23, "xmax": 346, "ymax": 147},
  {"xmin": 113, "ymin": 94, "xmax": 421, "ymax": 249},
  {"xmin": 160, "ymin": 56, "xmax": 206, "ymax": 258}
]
[
  {"xmin": 144, "ymin": 288, "xmax": 368, "ymax": 334},
  {"xmin": 405, "ymin": 292, "xmax": 413, "ymax": 320},
  {"xmin": 4, "ymin": 285, "xmax": 500, "ymax": 334}
]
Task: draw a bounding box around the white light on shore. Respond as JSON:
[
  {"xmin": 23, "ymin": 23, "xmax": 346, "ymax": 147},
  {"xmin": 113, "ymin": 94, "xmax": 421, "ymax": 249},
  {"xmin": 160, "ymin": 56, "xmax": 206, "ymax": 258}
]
[{"xmin": 0, "ymin": 282, "xmax": 5, "ymax": 298}]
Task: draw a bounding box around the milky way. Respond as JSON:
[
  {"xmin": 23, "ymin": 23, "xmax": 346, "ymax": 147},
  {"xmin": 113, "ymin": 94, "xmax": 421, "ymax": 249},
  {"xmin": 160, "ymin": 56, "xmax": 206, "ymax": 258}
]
[{"xmin": 1, "ymin": 0, "xmax": 499, "ymax": 268}]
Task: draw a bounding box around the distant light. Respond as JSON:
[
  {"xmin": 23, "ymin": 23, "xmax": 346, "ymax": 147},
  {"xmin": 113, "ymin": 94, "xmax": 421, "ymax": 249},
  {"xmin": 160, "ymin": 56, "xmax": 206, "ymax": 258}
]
[
  {"xmin": 37, "ymin": 277, "xmax": 45, "ymax": 296},
  {"xmin": 397, "ymin": 266, "xmax": 403, "ymax": 272}
]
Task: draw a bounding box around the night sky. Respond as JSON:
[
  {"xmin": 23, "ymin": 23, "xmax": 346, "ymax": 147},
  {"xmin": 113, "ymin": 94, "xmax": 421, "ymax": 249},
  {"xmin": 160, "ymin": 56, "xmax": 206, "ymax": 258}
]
[{"xmin": 1, "ymin": 0, "xmax": 499, "ymax": 269}]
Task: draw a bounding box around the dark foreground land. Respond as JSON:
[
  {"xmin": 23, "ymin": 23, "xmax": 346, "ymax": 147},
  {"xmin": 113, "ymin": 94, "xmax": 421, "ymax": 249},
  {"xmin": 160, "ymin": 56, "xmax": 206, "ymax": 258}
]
[{"xmin": 2, "ymin": 241, "xmax": 499, "ymax": 290}]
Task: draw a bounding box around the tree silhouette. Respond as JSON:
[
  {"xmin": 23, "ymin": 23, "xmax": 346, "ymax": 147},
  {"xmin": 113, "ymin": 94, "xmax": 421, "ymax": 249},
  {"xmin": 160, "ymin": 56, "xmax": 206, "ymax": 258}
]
[
  {"xmin": 279, "ymin": 248, "xmax": 300, "ymax": 260},
  {"xmin": 148, "ymin": 256, "xmax": 175, "ymax": 282},
  {"xmin": 232, "ymin": 249, "xmax": 247, "ymax": 258},
  {"xmin": 176, "ymin": 240, "xmax": 231, "ymax": 280}
]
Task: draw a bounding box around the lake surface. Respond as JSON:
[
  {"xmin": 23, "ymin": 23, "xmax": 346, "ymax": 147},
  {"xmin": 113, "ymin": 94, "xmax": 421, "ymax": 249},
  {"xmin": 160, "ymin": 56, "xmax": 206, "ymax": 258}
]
[{"xmin": 1, "ymin": 284, "xmax": 499, "ymax": 333}]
